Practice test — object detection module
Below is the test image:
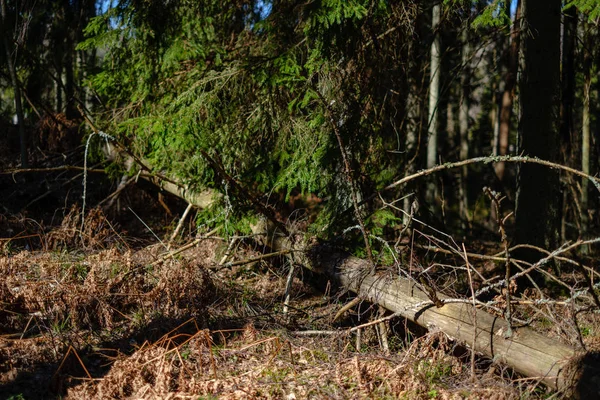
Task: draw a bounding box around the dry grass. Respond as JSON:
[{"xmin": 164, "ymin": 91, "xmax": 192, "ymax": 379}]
[
  {"xmin": 0, "ymin": 207, "xmax": 588, "ymax": 399},
  {"xmin": 65, "ymin": 325, "xmax": 522, "ymax": 399}
]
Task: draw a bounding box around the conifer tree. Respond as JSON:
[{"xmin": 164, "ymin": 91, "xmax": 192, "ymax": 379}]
[{"xmin": 80, "ymin": 0, "xmax": 425, "ymax": 238}]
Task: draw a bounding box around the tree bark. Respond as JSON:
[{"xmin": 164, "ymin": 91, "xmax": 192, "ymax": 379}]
[
  {"xmin": 561, "ymin": 5, "xmax": 577, "ymax": 166},
  {"xmin": 494, "ymin": 0, "xmax": 521, "ymax": 181},
  {"xmin": 426, "ymin": 3, "xmax": 441, "ymax": 203},
  {"xmin": 515, "ymin": 0, "xmax": 561, "ymax": 260},
  {"xmin": 581, "ymin": 20, "xmax": 592, "ymax": 251},
  {"xmin": 308, "ymin": 248, "xmax": 598, "ymax": 396},
  {"xmin": 1, "ymin": 0, "xmax": 28, "ymax": 167},
  {"xmin": 458, "ymin": 12, "xmax": 470, "ymax": 226}
]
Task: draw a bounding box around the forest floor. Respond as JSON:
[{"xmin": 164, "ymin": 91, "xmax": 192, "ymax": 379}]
[
  {"xmin": 1, "ymin": 202, "xmax": 594, "ymax": 400},
  {"xmin": 1, "ymin": 141, "xmax": 599, "ymax": 399}
]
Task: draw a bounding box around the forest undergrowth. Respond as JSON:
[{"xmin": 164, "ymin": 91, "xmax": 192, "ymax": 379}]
[
  {"xmin": 1, "ymin": 197, "xmax": 598, "ymax": 399},
  {"xmin": 0, "ymin": 124, "xmax": 599, "ymax": 399}
]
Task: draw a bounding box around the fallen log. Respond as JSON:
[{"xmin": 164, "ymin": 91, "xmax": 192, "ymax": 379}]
[
  {"xmin": 139, "ymin": 172, "xmax": 217, "ymax": 209},
  {"xmin": 303, "ymin": 244, "xmax": 600, "ymax": 398},
  {"xmin": 99, "ymin": 141, "xmax": 219, "ymax": 209},
  {"xmin": 249, "ymin": 220, "xmax": 600, "ymax": 397}
]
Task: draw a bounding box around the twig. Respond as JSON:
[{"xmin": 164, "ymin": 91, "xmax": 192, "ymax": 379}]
[
  {"xmin": 282, "ymin": 257, "xmax": 297, "ymax": 316},
  {"xmin": 419, "ymin": 242, "xmax": 600, "ymax": 285},
  {"xmin": 355, "ymin": 155, "xmax": 600, "ymax": 212},
  {"xmin": 96, "ymin": 175, "xmax": 136, "ymax": 208},
  {"xmin": 463, "ymin": 243, "xmax": 477, "ymax": 382},
  {"xmin": 382, "ymin": 155, "xmax": 600, "ymax": 194},
  {"xmin": 415, "ymin": 244, "xmax": 506, "ymax": 262},
  {"xmin": 296, "ymin": 311, "xmax": 404, "ymax": 336},
  {"xmin": 128, "ymin": 207, "xmax": 168, "ymax": 251},
  {"xmin": 475, "ymin": 238, "xmax": 600, "ymax": 298},
  {"xmin": 150, "ymin": 228, "xmax": 220, "ymax": 267},
  {"xmin": 168, "ymin": 203, "xmax": 194, "ymax": 249},
  {"xmin": 377, "ymin": 305, "xmax": 390, "ymax": 354},
  {"xmin": 287, "ymin": 341, "xmax": 295, "ymax": 365},
  {"xmin": 349, "ymin": 311, "xmax": 402, "ymax": 332},
  {"xmin": 0, "ymin": 165, "xmax": 107, "ymax": 175},
  {"xmin": 19, "ymin": 315, "xmax": 34, "ymax": 340},
  {"xmin": 81, "ymin": 125, "xmax": 115, "ymax": 234},
  {"xmin": 22, "ymin": 163, "xmax": 102, "ymax": 210},
  {"xmin": 291, "ymin": 330, "xmax": 339, "ymax": 336},
  {"xmin": 571, "ymin": 289, "xmax": 587, "ymax": 351},
  {"xmin": 484, "ymin": 187, "xmax": 513, "ymax": 338},
  {"xmin": 333, "ymin": 297, "xmax": 362, "ymax": 323},
  {"xmin": 392, "ymin": 193, "xmax": 417, "ymax": 249},
  {"xmin": 218, "ymin": 249, "xmax": 295, "ymax": 269},
  {"xmin": 218, "ymin": 236, "xmax": 239, "ymax": 266},
  {"xmin": 53, "ymin": 346, "xmax": 92, "ymax": 380},
  {"xmin": 498, "ymin": 243, "xmax": 600, "ymax": 280}
]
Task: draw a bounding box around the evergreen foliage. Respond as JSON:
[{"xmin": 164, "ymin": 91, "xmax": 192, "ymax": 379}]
[
  {"xmin": 80, "ymin": 0, "xmax": 424, "ymax": 237},
  {"xmin": 470, "ymin": 0, "xmax": 511, "ymax": 28},
  {"xmin": 566, "ymin": 0, "xmax": 600, "ymax": 20},
  {"xmin": 2, "ymin": 0, "xmax": 594, "ymax": 254}
]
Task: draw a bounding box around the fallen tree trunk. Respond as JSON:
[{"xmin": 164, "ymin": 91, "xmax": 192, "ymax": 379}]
[
  {"xmin": 139, "ymin": 172, "xmax": 217, "ymax": 209},
  {"xmin": 303, "ymin": 244, "xmax": 599, "ymax": 398},
  {"xmin": 99, "ymin": 141, "xmax": 219, "ymax": 209},
  {"xmin": 248, "ymin": 220, "xmax": 600, "ymax": 396}
]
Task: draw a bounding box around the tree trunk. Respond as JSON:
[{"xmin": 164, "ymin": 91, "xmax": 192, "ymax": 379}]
[
  {"xmin": 426, "ymin": 3, "xmax": 441, "ymax": 203},
  {"xmin": 561, "ymin": 5, "xmax": 577, "ymax": 165},
  {"xmin": 404, "ymin": 81, "xmax": 420, "ymax": 227},
  {"xmin": 308, "ymin": 248, "xmax": 598, "ymax": 397},
  {"xmin": 65, "ymin": 33, "xmax": 76, "ymax": 119},
  {"xmin": 1, "ymin": 0, "xmax": 28, "ymax": 167},
  {"xmin": 582, "ymin": 21, "xmax": 592, "ymax": 251},
  {"xmin": 515, "ymin": 0, "xmax": 561, "ymax": 261},
  {"xmin": 494, "ymin": 0, "xmax": 521, "ymax": 181},
  {"xmin": 446, "ymin": 95, "xmax": 455, "ymax": 143},
  {"xmin": 100, "ymin": 142, "xmax": 220, "ymax": 210},
  {"xmin": 254, "ymin": 227, "xmax": 600, "ymax": 397},
  {"xmin": 560, "ymin": 6, "xmax": 578, "ymax": 243},
  {"xmin": 458, "ymin": 13, "xmax": 470, "ymax": 227},
  {"xmin": 402, "ymin": 12, "xmax": 425, "ymax": 228}
]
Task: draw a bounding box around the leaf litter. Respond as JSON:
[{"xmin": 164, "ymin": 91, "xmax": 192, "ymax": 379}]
[{"xmin": 0, "ymin": 208, "xmax": 549, "ymax": 399}]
